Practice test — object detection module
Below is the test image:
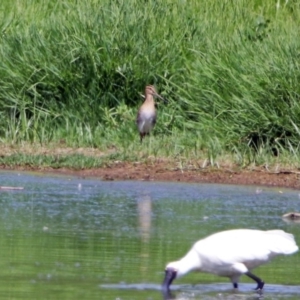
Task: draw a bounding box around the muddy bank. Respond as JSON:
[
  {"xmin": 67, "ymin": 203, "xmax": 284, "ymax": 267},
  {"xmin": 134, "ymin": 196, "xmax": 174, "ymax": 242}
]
[{"xmin": 5, "ymin": 161, "xmax": 300, "ymax": 189}]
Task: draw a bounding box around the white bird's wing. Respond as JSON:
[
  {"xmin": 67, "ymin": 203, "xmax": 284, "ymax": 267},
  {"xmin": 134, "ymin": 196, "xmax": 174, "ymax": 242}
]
[{"xmin": 193, "ymin": 229, "xmax": 298, "ymax": 269}]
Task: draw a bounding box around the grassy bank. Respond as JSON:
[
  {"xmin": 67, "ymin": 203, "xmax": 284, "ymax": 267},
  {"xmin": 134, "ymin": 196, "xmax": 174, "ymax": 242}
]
[{"xmin": 0, "ymin": 0, "xmax": 300, "ymax": 169}]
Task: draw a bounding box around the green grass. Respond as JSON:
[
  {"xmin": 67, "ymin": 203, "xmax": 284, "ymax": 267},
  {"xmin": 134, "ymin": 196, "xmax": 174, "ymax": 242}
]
[{"xmin": 1, "ymin": 0, "xmax": 300, "ymax": 169}]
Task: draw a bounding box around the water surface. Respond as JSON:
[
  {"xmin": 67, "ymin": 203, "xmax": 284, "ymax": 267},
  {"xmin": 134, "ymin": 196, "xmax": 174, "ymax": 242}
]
[{"xmin": 0, "ymin": 171, "xmax": 299, "ymax": 299}]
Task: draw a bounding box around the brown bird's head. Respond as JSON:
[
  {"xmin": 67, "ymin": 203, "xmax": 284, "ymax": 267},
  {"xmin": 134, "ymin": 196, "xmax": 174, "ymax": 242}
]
[{"xmin": 145, "ymin": 85, "xmax": 166, "ymax": 102}]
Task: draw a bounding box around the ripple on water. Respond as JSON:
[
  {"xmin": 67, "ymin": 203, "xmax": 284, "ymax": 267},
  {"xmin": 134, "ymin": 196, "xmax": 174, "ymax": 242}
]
[
  {"xmin": 1, "ymin": 172, "xmax": 300, "ymax": 300},
  {"xmin": 100, "ymin": 283, "xmax": 300, "ymax": 299}
]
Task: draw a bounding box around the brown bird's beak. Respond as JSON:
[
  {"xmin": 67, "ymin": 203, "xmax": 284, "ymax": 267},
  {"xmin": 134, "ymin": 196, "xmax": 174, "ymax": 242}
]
[
  {"xmin": 162, "ymin": 268, "xmax": 177, "ymax": 292},
  {"xmin": 154, "ymin": 93, "xmax": 168, "ymax": 104}
]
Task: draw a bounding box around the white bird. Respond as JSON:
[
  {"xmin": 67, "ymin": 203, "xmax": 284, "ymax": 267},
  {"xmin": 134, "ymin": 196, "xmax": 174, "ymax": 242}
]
[{"xmin": 162, "ymin": 229, "xmax": 298, "ymax": 293}]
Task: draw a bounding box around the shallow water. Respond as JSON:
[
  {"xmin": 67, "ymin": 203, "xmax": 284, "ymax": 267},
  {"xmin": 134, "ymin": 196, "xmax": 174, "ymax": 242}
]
[{"xmin": 0, "ymin": 171, "xmax": 299, "ymax": 299}]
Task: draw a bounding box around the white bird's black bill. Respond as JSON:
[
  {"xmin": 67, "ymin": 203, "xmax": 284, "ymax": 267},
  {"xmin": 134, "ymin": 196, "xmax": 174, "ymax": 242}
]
[{"xmin": 162, "ymin": 268, "xmax": 177, "ymax": 292}]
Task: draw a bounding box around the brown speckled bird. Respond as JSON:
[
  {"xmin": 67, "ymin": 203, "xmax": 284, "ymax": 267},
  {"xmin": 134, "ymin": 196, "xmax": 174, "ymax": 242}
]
[{"xmin": 136, "ymin": 85, "xmax": 164, "ymax": 143}]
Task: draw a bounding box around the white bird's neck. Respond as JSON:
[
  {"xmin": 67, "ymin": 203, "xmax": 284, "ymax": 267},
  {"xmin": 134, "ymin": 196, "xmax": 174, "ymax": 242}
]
[{"xmin": 176, "ymin": 249, "xmax": 202, "ymax": 278}]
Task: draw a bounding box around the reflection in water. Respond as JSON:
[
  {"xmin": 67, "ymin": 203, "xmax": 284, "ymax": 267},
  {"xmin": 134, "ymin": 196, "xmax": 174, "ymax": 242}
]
[
  {"xmin": 165, "ymin": 292, "xmax": 260, "ymax": 300},
  {"xmin": 162, "ymin": 289, "xmax": 175, "ymax": 300},
  {"xmin": 168, "ymin": 293, "xmax": 262, "ymax": 300},
  {"xmin": 282, "ymin": 212, "xmax": 300, "ymax": 224},
  {"xmin": 137, "ymin": 192, "xmax": 152, "ymax": 276},
  {"xmin": 137, "ymin": 192, "xmax": 152, "ymax": 243},
  {"xmin": 161, "ymin": 283, "xmax": 300, "ymax": 300},
  {"xmin": 100, "ymin": 282, "xmax": 300, "ymax": 300}
]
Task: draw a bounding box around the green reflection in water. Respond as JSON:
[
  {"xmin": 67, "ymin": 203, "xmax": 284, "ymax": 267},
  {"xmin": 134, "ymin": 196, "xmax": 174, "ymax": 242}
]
[{"xmin": 0, "ymin": 172, "xmax": 299, "ymax": 300}]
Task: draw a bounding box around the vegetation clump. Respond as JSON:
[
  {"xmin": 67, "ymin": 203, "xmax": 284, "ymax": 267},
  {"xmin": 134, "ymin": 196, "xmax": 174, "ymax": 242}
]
[{"xmin": 0, "ymin": 0, "xmax": 300, "ymax": 169}]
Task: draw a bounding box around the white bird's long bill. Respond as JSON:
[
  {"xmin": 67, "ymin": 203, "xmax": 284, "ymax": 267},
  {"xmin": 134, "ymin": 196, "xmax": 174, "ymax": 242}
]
[{"xmin": 162, "ymin": 229, "xmax": 299, "ymax": 293}]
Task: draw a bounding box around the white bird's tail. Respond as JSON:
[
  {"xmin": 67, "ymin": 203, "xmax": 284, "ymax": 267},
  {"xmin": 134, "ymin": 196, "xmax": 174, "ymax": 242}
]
[{"xmin": 266, "ymin": 230, "xmax": 299, "ymax": 255}]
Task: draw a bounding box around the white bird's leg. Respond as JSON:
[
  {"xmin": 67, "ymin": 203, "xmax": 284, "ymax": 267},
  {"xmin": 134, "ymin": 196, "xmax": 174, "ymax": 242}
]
[
  {"xmin": 245, "ymin": 272, "xmax": 265, "ymax": 290},
  {"xmin": 230, "ymin": 275, "xmax": 240, "ymax": 289}
]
